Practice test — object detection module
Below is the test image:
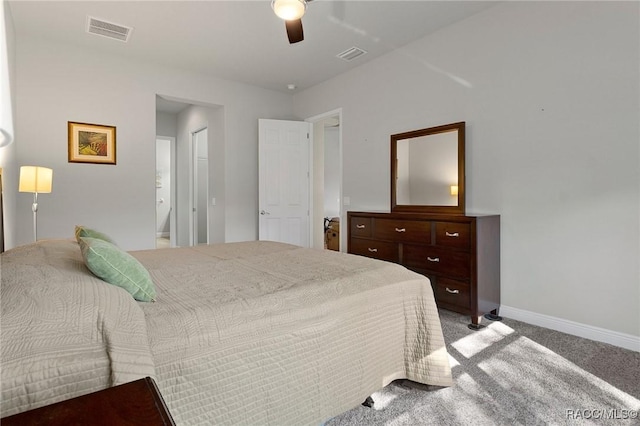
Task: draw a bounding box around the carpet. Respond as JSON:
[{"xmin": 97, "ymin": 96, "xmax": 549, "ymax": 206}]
[{"xmin": 327, "ymin": 309, "xmax": 640, "ymax": 425}]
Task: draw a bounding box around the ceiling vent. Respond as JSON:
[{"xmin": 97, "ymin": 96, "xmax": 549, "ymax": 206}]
[
  {"xmin": 86, "ymin": 16, "xmax": 132, "ymax": 42},
  {"xmin": 336, "ymin": 46, "xmax": 367, "ymax": 62}
]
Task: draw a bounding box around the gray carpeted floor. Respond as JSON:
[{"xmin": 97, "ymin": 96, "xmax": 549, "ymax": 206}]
[{"xmin": 327, "ymin": 309, "xmax": 640, "ymax": 425}]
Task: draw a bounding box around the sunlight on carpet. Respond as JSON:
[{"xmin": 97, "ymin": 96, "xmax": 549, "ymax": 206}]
[
  {"xmin": 477, "ymin": 334, "xmax": 640, "ymax": 413},
  {"xmin": 327, "ymin": 315, "xmax": 639, "ymax": 425},
  {"xmin": 448, "ymin": 353, "xmax": 460, "ymax": 368},
  {"xmin": 451, "ymin": 321, "xmax": 515, "ymax": 358},
  {"xmin": 370, "ymin": 389, "xmax": 398, "ymax": 410}
]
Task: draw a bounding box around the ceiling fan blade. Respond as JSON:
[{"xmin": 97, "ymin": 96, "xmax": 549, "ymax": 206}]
[{"xmin": 285, "ymin": 19, "xmax": 304, "ymax": 44}]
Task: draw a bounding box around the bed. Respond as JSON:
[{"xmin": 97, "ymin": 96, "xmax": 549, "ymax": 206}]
[{"xmin": 1, "ymin": 238, "xmax": 452, "ymax": 425}]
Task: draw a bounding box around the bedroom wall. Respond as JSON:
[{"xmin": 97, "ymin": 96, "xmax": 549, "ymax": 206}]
[
  {"xmin": 0, "ymin": 0, "xmax": 17, "ymax": 250},
  {"xmin": 156, "ymin": 111, "xmax": 177, "ymax": 139},
  {"xmin": 14, "ymin": 36, "xmax": 293, "ymax": 250},
  {"xmin": 293, "ymin": 1, "xmax": 640, "ymax": 339}
]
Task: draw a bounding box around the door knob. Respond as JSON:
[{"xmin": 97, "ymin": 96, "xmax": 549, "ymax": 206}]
[{"xmin": 260, "ymin": 210, "xmax": 270, "ymax": 215}]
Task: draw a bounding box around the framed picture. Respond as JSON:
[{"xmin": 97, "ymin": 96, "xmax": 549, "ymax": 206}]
[{"xmin": 68, "ymin": 122, "xmax": 116, "ymax": 164}]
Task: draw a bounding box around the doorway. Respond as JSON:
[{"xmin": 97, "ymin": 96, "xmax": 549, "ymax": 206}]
[
  {"xmin": 257, "ymin": 112, "xmax": 342, "ymax": 250},
  {"xmin": 155, "ymin": 137, "xmax": 175, "ymax": 248},
  {"xmin": 156, "ymin": 95, "xmax": 224, "ymax": 247},
  {"xmin": 307, "ymin": 110, "xmax": 342, "ymax": 251},
  {"xmin": 192, "ymin": 127, "xmax": 209, "ymax": 245}
]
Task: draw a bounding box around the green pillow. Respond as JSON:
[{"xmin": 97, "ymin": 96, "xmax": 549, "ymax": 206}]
[
  {"xmin": 75, "ymin": 225, "xmax": 116, "ymax": 245},
  {"xmin": 78, "ymin": 237, "xmax": 156, "ymax": 302}
]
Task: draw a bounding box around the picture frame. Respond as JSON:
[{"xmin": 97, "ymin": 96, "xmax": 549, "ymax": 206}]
[{"xmin": 68, "ymin": 122, "xmax": 116, "ymax": 165}]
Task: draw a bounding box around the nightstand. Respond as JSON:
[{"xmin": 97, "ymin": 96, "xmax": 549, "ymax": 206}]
[{"xmin": 1, "ymin": 377, "xmax": 175, "ymax": 425}]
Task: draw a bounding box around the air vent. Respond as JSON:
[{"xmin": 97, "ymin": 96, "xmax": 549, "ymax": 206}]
[
  {"xmin": 86, "ymin": 16, "xmax": 132, "ymax": 42},
  {"xmin": 336, "ymin": 46, "xmax": 367, "ymax": 62}
]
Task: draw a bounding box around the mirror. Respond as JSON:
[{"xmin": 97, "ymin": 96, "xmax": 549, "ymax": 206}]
[
  {"xmin": 391, "ymin": 121, "xmax": 465, "ymax": 215},
  {"xmin": 0, "ymin": 168, "xmax": 4, "ymax": 252}
]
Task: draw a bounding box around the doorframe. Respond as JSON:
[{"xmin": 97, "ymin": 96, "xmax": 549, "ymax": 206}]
[
  {"xmin": 305, "ymin": 108, "xmax": 343, "ymax": 251},
  {"xmin": 155, "ymin": 136, "xmax": 177, "ymax": 248}
]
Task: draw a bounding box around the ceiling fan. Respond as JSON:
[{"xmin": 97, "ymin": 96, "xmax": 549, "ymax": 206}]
[{"xmin": 271, "ymin": 0, "xmax": 313, "ymax": 44}]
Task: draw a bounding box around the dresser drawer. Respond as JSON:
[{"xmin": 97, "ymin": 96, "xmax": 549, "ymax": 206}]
[
  {"xmin": 434, "ymin": 277, "xmax": 471, "ymax": 310},
  {"xmin": 350, "ymin": 217, "xmax": 372, "ymax": 238},
  {"xmin": 403, "ymin": 245, "xmax": 470, "ymax": 279},
  {"xmin": 435, "ymin": 222, "xmax": 471, "ymax": 250},
  {"xmin": 374, "ymin": 219, "xmax": 430, "ymax": 243},
  {"xmin": 350, "ymin": 238, "xmax": 398, "ymax": 262}
]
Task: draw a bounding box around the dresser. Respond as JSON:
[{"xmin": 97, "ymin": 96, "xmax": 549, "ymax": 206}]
[{"xmin": 347, "ymin": 211, "xmax": 500, "ymax": 328}]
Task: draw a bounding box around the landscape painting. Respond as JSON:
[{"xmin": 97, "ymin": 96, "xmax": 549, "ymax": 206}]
[{"xmin": 68, "ymin": 122, "xmax": 116, "ymax": 164}]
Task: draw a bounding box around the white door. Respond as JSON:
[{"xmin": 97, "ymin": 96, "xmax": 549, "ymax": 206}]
[{"xmin": 258, "ymin": 119, "xmax": 311, "ymax": 247}]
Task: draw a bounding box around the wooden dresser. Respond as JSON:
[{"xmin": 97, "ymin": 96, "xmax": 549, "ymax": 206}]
[{"xmin": 347, "ymin": 211, "xmax": 500, "ymax": 327}]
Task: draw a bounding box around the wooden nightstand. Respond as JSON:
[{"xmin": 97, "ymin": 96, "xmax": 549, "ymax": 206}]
[{"xmin": 1, "ymin": 377, "xmax": 175, "ymax": 425}]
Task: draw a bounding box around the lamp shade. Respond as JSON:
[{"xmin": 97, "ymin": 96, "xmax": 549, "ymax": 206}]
[
  {"xmin": 19, "ymin": 166, "xmax": 53, "ymax": 193},
  {"xmin": 272, "ymin": 0, "xmax": 306, "ymax": 21}
]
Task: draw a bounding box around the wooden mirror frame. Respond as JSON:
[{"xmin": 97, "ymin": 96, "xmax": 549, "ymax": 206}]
[{"xmin": 391, "ymin": 121, "xmax": 465, "ymax": 215}]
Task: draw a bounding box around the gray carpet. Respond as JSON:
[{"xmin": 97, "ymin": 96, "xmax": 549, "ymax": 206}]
[{"xmin": 327, "ymin": 309, "xmax": 640, "ymax": 425}]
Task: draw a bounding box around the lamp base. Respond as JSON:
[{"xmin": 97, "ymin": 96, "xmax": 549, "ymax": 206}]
[{"xmin": 32, "ymin": 193, "xmax": 38, "ymax": 242}]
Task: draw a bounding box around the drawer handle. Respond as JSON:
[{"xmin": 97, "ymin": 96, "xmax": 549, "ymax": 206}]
[
  {"xmin": 368, "ymin": 248, "xmax": 378, "ymax": 253},
  {"xmin": 427, "ymin": 257, "xmax": 440, "ymax": 262},
  {"xmin": 445, "ymin": 232, "xmax": 460, "ymax": 237},
  {"xmin": 356, "ymin": 224, "xmax": 366, "ymax": 229},
  {"xmin": 445, "ymin": 287, "xmax": 460, "ymax": 294},
  {"xmin": 395, "ymin": 228, "xmax": 406, "ymax": 233}
]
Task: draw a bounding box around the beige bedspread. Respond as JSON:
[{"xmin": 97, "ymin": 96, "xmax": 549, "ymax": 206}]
[
  {"xmin": 1, "ymin": 239, "xmax": 451, "ymax": 425},
  {"xmin": 0, "ymin": 240, "xmax": 155, "ymax": 417},
  {"xmin": 134, "ymin": 241, "xmax": 452, "ymax": 425}
]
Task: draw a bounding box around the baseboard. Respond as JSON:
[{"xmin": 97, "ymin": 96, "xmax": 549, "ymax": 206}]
[
  {"xmin": 156, "ymin": 232, "xmax": 169, "ymax": 238},
  {"xmin": 499, "ymin": 305, "xmax": 639, "ymax": 352}
]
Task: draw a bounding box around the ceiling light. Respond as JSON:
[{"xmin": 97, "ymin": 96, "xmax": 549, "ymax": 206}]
[
  {"xmin": 287, "ymin": 84, "xmax": 296, "ymax": 90},
  {"xmin": 272, "ymin": 0, "xmax": 306, "ymax": 21}
]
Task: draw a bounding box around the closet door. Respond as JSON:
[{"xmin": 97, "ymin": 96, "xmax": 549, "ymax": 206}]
[{"xmin": 192, "ymin": 128, "xmax": 208, "ymax": 245}]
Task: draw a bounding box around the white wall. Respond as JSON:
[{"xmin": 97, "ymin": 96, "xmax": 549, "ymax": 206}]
[
  {"xmin": 156, "ymin": 110, "xmax": 177, "ymax": 139},
  {"xmin": 0, "ymin": 0, "xmax": 17, "ymax": 249},
  {"xmin": 14, "ymin": 36, "xmax": 293, "ymax": 250},
  {"xmin": 293, "ymin": 2, "xmax": 640, "ymax": 338}
]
